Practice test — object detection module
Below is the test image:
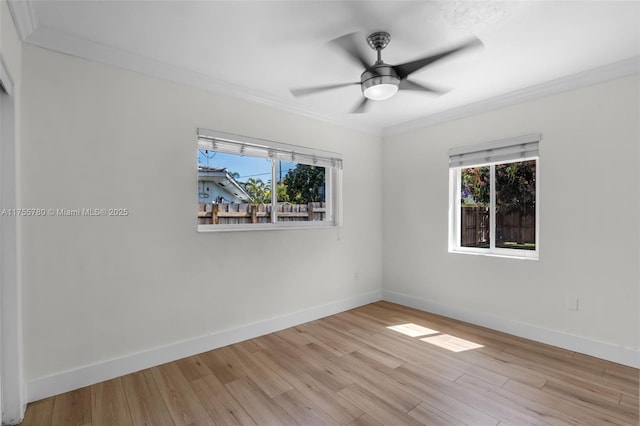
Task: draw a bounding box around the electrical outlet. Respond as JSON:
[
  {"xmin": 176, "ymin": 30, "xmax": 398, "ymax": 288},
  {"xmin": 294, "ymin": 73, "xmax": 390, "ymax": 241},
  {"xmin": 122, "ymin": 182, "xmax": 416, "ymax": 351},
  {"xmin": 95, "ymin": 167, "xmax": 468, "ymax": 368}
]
[{"xmin": 566, "ymin": 297, "xmax": 579, "ymax": 311}]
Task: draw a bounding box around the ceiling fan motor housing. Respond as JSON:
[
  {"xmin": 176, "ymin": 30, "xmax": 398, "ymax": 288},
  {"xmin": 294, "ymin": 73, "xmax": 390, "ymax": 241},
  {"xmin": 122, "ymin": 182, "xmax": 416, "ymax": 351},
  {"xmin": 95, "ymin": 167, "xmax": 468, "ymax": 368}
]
[{"xmin": 361, "ymin": 64, "xmax": 400, "ymax": 100}]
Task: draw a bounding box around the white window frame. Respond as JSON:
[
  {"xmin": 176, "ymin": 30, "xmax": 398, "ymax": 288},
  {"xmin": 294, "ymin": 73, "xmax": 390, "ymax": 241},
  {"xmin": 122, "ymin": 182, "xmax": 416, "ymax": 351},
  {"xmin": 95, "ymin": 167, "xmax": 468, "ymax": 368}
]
[
  {"xmin": 448, "ymin": 134, "xmax": 540, "ymax": 260},
  {"xmin": 197, "ymin": 128, "xmax": 343, "ymax": 232}
]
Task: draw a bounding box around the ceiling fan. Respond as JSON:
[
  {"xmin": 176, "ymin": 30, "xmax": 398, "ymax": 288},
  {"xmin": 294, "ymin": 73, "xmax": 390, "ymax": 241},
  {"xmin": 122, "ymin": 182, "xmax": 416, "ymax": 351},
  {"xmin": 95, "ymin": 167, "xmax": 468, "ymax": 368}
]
[{"xmin": 290, "ymin": 31, "xmax": 483, "ymax": 113}]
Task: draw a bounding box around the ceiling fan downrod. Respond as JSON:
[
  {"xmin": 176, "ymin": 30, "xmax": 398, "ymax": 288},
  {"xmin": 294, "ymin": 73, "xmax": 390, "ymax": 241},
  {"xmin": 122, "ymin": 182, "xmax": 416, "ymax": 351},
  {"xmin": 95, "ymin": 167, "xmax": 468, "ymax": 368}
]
[{"xmin": 367, "ymin": 31, "xmax": 391, "ymax": 64}]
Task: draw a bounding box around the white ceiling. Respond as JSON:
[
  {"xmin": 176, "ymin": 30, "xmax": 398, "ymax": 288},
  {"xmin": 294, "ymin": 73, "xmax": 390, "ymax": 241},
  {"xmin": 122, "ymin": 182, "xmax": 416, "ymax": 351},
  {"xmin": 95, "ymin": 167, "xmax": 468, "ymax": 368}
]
[{"xmin": 10, "ymin": 0, "xmax": 640, "ymax": 134}]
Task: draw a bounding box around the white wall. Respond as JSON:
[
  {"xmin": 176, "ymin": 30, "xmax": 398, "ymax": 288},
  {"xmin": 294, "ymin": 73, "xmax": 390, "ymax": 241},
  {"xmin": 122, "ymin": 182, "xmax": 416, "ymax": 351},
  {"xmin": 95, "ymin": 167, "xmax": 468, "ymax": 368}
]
[
  {"xmin": 20, "ymin": 44, "xmax": 383, "ymax": 394},
  {"xmin": 382, "ymin": 75, "xmax": 640, "ymax": 365}
]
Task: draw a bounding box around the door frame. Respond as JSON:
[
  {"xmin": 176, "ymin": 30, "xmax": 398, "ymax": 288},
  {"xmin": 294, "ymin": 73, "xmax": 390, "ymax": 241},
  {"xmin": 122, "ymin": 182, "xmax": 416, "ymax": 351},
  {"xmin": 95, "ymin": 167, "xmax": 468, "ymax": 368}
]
[{"xmin": 0, "ymin": 53, "xmax": 25, "ymax": 425}]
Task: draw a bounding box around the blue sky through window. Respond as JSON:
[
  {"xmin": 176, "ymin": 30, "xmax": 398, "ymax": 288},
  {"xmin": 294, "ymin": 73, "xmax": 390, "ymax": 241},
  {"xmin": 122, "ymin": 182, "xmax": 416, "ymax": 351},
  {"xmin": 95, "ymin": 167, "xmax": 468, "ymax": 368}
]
[{"xmin": 198, "ymin": 150, "xmax": 295, "ymax": 183}]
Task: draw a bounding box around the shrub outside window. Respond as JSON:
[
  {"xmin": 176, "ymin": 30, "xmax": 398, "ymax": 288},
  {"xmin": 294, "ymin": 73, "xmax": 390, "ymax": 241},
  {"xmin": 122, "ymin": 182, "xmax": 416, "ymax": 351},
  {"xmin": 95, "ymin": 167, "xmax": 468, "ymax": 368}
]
[
  {"xmin": 197, "ymin": 129, "xmax": 342, "ymax": 231},
  {"xmin": 449, "ymin": 134, "xmax": 539, "ymax": 259}
]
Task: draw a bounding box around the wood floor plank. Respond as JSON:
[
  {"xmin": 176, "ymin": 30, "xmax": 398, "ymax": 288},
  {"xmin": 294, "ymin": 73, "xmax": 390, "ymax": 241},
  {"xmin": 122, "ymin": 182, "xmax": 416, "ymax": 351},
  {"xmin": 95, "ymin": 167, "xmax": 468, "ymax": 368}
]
[
  {"xmin": 397, "ymin": 361, "xmax": 540, "ymax": 425},
  {"xmin": 337, "ymin": 384, "xmax": 423, "ymax": 426},
  {"xmin": 316, "ymin": 316, "xmax": 406, "ymax": 369},
  {"xmin": 408, "ymin": 402, "xmax": 467, "ymax": 426},
  {"xmin": 456, "ymin": 349, "xmax": 548, "ymax": 389},
  {"xmin": 198, "ymin": 346, "xmax": 247, "ymax": 384},
  {"xmin": 602, "ymin": 368, "xmax": 640, "ymax": 397},
  {"xmin": 191, "ymin": 374, "xmax": 256, "ymax": 426},
  {"xmin": 448, "ymin": 322, "xmax": 510, "ymax": 349},
  {"xmin": 273, "ymin": 389, "xmax": 340, "ymax": 426},
  {"xmin": 251, "ymin": 347, "xmax": 363, "ymax": 424},
  {"xmin": 275, "ymin": 326, "xmax": 315, "ymax": 346},
  {"xmin": 503, "ymin": 344, "xmax": 610, "ymax": 382},
  {"xmin": 503, "ymin": 378, "xmax": 637, "ymax": 426},
  {"xmin": 542, "ymin": 375, "xmax": 622, "ymax": 406},
  {"xmin": 541, "ymin": 377, "xmax": 637, "ymax": 424},
  {"xmin": 452, "ymin": 374, "xmax": 555, "ymax": 426},
  {"xmin": 267, "ymin": 332, "xmax": 355, "ymax": 391},
  {"xmin": 51, "ymin": 387, "xmax": 92, "ymax": 426},
  {"xmin": 452, "ymin": 323, "xmax": 535, "ymax": 353},
  {"xmin": 150, "ymin": 362, "xmax": 209, "ymax": 426},
  {"xmin": 257, "ymin": 332, "xmax": 354, "ymax": 396},
  {"xmin": 296, "ymin": 322, "xmax": 354, "ymax": 356},
  {"xmin": 388, "ymin": 362, "xmax": 503, "ymax": 426},
  {"xmin": 121, "ymin": 369, "xmax": 174, "ymax": 426},
  {"xmin": 351, "ymin": 303, "xmax": 408, "ymax": 325},
  {"xmin": 434, "ymin": 348, "xmax": 510, "ymax": 387},
  {"xmin": 286, "ymin": 323, "xmax": 344, "ymax": 356},
  {"xmin": 186, "ymin": 417, "xmax": 216, "ymax": 426},
  {"xmin": 225, "ymin": 377, "xmax": 298, "ymax": 425},
  {"xmin": 368, "ymin": 301, "xmax": 460, "ymax": 331},
  {"xmin": 325, "ymin": 311, "xmax": 381, "ymax": 337},
  {"xmin": 20, "ymin": 397, "xmax": 55, "ymax": 426},
  {"xmin": 18, "ymin": 302, "xmax": 640, "ymax": 426},
  {"xmin": 346, "ymin": 413, "xmax": 384, "ymax": 426},
  {"xmin": 620, "ymin": 394, "xmax": 639, "ymax": 414},
  {"xmin": 175, "ymin": 355, "xmax": 213, "ymax": 382},
  {"xmin": 495, "ymin": 347, "xmax": 634, "ymax": 400},
  {"xmin": 459, "ymin": 374, "xmax": 580, "ymax": 426},
  {"xmin": 91, "ymin": 378, "xmax": 132, "ymax": 426},
  {"xmin": 379, "ymin": 326, "xmax": 511, "ymax": 387},
  {"xmin": 236, "ymin": 337, "xmax": 269, "ymax": 353},
  {"xmin": 572, "ymin": 352, "xmax": 625, "ymax": 372},
  {"xmin": 327, "ymin": 351, "xmax": 422, "ymax": 413},
  {"xmin": 503, "ymin": 338, "xmax": 577, "ymax": 362},
  {"xmin": 291, "ymin": 343, "xmax": 355, "ymax": 393},
  {"xmin": 224, "ymin": 344, "xmax": 293, "ymax": 397},
  {"xmin": 362, "ymin": 331, "xmax": 465, "ymax": 381}
]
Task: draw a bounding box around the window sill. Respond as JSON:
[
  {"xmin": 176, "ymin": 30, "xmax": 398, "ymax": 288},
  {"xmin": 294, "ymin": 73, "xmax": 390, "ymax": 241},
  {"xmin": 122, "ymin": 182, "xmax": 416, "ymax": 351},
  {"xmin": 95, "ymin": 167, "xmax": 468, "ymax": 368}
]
[
  {"xmin": 449, "ymin": 248, "xmax": 539, "ymax": 261},
  {"xmin": 198, "ymin": 222, "xmax": 339, "ymax": 233}
]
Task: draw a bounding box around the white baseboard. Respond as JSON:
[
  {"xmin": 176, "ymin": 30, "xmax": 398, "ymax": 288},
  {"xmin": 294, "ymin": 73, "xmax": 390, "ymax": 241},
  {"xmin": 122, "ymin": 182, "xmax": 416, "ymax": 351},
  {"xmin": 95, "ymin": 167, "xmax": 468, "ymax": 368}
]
[
  {"xmin": 26, "ymin": 290, "xmax": 382, "ymax": 403},
  {"xmin": 383, "ymin": 290, "xmax": 640, "ymax": 368}
]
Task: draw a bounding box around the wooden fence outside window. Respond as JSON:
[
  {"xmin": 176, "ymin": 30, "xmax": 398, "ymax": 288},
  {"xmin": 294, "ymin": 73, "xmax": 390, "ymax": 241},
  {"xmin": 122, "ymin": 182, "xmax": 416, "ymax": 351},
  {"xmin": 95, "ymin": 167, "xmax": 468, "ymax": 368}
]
[
  {"xmin": 198, "ymin": 202, "xmax": 326, "ymax": 225},
  {"xmin": 461, "ymin": 206, "xmax": 535, "ymax": 247}
]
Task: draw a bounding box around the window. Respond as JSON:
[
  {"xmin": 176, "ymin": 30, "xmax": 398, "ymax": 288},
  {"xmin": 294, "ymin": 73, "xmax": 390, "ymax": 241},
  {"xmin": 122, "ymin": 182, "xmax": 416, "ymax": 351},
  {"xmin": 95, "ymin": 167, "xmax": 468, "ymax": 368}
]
[
  {"xmin": 448, "ymin": 134, "xmax": 539, "ymax": 259},
  {"xmin": 197, "ymin": 129, "xmax": 342, "ymax": 231}
]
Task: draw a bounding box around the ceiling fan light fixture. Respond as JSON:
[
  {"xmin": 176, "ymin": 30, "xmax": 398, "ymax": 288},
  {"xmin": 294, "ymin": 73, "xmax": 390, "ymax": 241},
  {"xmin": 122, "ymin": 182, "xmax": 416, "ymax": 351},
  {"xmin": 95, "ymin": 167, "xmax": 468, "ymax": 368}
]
[{"xmin": 362, "ymin": 75, "xmax": 400, "ymax": 100}]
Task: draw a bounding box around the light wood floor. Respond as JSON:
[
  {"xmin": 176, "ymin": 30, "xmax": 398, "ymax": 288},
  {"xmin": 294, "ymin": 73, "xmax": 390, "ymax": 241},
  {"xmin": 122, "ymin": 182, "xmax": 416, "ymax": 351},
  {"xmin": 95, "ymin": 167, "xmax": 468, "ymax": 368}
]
[{"xmin": 19, "ymin": 301, "xmax": 639, "ymax": 426}]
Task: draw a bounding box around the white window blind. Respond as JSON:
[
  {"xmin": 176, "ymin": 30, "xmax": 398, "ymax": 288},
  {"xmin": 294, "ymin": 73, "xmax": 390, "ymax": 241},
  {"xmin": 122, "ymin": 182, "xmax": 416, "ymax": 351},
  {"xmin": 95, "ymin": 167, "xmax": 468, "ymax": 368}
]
[
  {"xmin": 198, "ymin": 128, "xmax": 343, "ymax": 170},
  {"xmin": 448, "ymin": 133, "xmax": 540, "ymax": 168}
]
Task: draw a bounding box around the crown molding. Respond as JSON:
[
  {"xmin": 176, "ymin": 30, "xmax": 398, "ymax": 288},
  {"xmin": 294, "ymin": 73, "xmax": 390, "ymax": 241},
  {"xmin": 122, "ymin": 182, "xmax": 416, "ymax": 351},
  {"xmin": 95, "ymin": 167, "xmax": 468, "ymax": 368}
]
[
  {"xmin": 383, "ymin": 55, "xmax": 640, "ymax": 137},
  {"xmin": 7, "ymin": 0, "xmax": 38, "ymax": 41},
  {"xmin": 14, "ymin": 22, "xmax": 379, "ymax": 136}
]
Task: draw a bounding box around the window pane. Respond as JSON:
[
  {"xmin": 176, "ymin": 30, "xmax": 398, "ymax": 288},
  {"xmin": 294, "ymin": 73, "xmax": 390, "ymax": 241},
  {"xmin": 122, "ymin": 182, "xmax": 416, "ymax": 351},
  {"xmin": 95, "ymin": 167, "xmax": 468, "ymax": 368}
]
[
  {"xmin": 278, "ymin": 162, "xmax": 327, "ymax": 222},
  {"xmin": 495, "ymin": 160, "xmax": 536, "ymax": 250},
  {"xmin": 198, "ymin": 150, "xmax": 272, "ymax": 225},
  {"xmin": 460, "ymin": 166, "xmax": 490, "ymax": 248}
]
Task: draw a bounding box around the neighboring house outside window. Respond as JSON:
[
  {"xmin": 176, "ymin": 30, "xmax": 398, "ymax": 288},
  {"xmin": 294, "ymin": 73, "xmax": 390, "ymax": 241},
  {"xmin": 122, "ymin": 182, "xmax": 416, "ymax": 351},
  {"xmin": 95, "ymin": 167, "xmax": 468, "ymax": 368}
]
[
  {"xmin": 198, "ymin": 166, "xmax": 252, "ymax": 204},
  {"xmin": 448, "ymin": 134, "xmax": 540, "ymax": 260}
]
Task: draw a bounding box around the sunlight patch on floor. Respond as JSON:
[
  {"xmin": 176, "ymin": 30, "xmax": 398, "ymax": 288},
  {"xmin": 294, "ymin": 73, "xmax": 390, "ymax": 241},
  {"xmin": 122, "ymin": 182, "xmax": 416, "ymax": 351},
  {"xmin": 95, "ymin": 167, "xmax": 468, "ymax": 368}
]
[
  {"xmin": 420, "ymin": 334, "xmax": 484, "ymax": 352},
  {"xmin": 387, "ymin": 323, "xmax": 485, "ymax": 353},
  {"xmin": 387, "ymin": 323, "xmax": 439, "ymax": 337}
]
